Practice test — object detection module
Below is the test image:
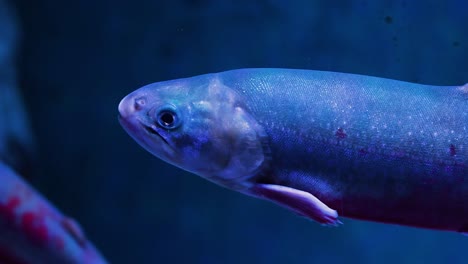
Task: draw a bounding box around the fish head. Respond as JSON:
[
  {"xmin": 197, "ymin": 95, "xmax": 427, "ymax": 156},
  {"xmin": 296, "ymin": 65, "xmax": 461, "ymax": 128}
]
[{"xmin": 118, "ymin": 74, "xmax": 268, "ymax": 189}]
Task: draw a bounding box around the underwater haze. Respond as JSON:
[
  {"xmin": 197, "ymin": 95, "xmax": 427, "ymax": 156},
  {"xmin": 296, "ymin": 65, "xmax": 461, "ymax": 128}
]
[{"xmin": 11, "ymin": 0, "xmax": 468, "ymax": 263}]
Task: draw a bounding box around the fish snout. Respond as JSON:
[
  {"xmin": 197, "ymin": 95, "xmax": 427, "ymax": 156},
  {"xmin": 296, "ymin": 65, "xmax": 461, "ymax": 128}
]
[{"xmin": 118, "ymin": 93, "xmax": 147, "ymax": 119}]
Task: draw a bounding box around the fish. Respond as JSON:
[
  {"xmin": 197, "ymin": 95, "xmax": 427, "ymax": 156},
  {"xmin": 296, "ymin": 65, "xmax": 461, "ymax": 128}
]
[
  {"xmin": 0, "ymin": 161, "xmax": 108, "ymax": 264},
  {"xmin": 118, "ymin": 68, "xmax": 467, "ymax": 233}
]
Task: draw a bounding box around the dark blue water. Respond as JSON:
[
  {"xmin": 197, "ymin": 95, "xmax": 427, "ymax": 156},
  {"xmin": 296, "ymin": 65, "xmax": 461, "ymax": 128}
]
[{"xmin": 11, "ymin": 1, "xmax": 468, "ymax": 263}]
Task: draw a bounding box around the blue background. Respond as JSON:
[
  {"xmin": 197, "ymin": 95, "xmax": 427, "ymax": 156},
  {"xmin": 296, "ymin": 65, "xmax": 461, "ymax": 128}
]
[{"xmin": 11, "ymin": 1, "xmax": 468, "ymax": 263}]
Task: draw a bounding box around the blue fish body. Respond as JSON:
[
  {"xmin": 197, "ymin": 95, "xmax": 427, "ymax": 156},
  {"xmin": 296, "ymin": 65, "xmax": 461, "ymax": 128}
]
[
  {"xmin": 0, "ymin": 162, "xmax": 108, "ymax": 264},
  {"xmin": 119, "ymin": 68, "xmax": 467, "ymax": 233}
]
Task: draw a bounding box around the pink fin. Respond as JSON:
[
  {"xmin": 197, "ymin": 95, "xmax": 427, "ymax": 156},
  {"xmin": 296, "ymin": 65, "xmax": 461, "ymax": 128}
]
[{"xmin": 249, "ymin": 184, "xmax": 341, "ymax": 226}]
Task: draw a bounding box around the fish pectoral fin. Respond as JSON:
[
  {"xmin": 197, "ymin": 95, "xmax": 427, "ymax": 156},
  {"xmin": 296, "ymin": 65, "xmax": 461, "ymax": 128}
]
[
  {"xmin": 61, "ymin": 217, "xmax": 87, "ymax": 247},
  {"xmin": 249, "ymin": 183, "xmax": 341, "ymax": 226}
]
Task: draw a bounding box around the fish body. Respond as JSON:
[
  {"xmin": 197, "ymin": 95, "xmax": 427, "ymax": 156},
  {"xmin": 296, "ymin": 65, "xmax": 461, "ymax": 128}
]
[
  {"xmin": 119, "ymin": 68, "xmax": 467, "ymax": 233},
  {"xmin": 0, "ymin": 162, "xmax": 108, "ymax": 264}
]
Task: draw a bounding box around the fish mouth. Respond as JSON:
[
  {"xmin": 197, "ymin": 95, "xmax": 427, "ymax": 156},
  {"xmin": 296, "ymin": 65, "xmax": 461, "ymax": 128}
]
[
  {"xmin": 141, "ymin": 123, "xmax": 170, "ymax": 146},
  {"xmin": 119, "ymin": 113, "xmax": 176, "ymax": 162},
  {"xmin": 118, "ymin": 113, "xmax": 169, "ymax": 145},
  {"xmin": 137, "ymin": 120, "xmax": 177, "ymax": 163}
]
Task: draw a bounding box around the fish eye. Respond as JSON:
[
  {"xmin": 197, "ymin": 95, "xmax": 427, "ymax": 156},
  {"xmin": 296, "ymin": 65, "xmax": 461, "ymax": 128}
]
[{"xmin": 156, "ymin": 106, "xmax": 180, "ymax": 129}]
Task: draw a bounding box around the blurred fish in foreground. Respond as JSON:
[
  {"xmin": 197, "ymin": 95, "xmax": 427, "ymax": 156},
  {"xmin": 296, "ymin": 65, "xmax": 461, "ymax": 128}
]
[
  {"xmin": 0, "ymin": 163, "xmax": 108, "ymax": 264},
  {"xmin": 0, "ymin": 1, "xmax": 108, "ymax": 263}
]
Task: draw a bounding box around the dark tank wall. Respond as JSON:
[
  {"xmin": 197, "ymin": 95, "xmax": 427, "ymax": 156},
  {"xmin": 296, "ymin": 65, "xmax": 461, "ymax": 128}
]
[
  {"xmin": 11, "ymin": 0, "xmax": 468, "ymax": 263},
  {"xmin": 0, "ymin": 0, "xmax": 33, "ymax": 176}
]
